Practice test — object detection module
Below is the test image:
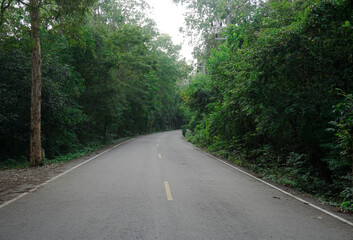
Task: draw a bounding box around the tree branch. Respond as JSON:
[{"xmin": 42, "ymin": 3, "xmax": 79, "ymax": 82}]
[
  {"xmin": 17, "ymin": 0, "xmax": 30, "ymax": 7},
  {"xmin": 0, "ymin": 0, "xmax": 13, "ymax": 27},
  {"xmin": 1, "ymin": 0, "xmax": 12, "ymax": 11}
]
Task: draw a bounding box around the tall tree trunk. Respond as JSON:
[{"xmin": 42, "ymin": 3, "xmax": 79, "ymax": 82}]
[{"xmin": 30, "ymin": 0, "xmax": 42, "ymax": 166}]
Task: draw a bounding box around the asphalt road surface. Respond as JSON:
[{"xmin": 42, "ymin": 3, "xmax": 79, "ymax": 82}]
[{"xmin": 0, "ymin": 131, "xmax": 352, "ymax": 239}]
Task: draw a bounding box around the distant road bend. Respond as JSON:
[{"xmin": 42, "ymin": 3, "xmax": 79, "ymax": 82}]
[{"xmin": 0, "ymin": 131, "xmax": 352, "ymax": 239}]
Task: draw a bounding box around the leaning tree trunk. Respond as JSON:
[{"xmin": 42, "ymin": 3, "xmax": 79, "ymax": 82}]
[{"xmin": 29, "ymin": 0, "xmax": 42, "ymax": 166}]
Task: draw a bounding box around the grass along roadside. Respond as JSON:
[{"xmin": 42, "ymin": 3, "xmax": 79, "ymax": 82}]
[{"xmin": 0, "ymin": 137, "xmax": 132, "ymax": 170}]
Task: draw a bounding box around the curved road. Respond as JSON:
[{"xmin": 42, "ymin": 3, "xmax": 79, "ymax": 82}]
[{"xmin": 0, "ymin": 131, "xmax": 352, "ymax": 239}]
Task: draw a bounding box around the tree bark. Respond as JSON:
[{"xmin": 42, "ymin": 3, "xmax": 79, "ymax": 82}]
[{"xmin": 29, "ymin": 0, "xmax": 42, "ymax": 166}]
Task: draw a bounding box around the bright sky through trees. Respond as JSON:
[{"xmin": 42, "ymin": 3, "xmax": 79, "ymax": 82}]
[{"xmin": 146, "ymin": 0, "xmax": 193, "ymax": 62}]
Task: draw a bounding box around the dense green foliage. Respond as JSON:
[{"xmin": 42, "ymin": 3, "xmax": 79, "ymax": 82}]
[
  {"xmin": 0, "ymin": 0, "xmax": 187, "ymax": 165},
  {"xmin": 181, "ymin": 0, "xmax": 353, "ymax": 207}
]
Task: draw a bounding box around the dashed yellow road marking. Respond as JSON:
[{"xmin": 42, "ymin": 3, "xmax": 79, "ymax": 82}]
[
  {"xmin": 158, "ymin": 153, "xmax": 162, "ymax": 159},
  {"xmin": 157, "ymin": 143, "xmax": 159, "ymax": 147},
  {"xmin": 164, "ymin": 181, "xmax": 173, "ymax": 201}
]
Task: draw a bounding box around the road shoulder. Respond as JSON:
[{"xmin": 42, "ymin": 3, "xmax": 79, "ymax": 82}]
[{"xmin": 0, "ymin": 139, "xmax": 132, "ymax": 206}]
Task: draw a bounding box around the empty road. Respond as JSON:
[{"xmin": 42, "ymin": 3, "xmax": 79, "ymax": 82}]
[{"xmin": 0, "ymin": 131, "xmax": 352, "ymax": 239}]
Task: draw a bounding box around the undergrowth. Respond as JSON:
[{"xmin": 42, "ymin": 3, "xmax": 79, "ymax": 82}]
[{"xmin": 0, "ymin": 137, "xmax": 131, "ymax": 170}]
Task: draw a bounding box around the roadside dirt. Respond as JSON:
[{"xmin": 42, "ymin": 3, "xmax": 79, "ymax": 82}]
[
  {"xmin": 0, "ymin": 164, "xmax": 63, "ymax": 204},
  {"xmin": 0, "ymin": 141, "xmax": 124, "ymax": 206}
]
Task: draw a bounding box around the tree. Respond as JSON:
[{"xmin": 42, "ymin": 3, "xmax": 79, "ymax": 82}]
[
  {"xmin": 29, "ymin": 0, "xmax": 42, "ymax": 166},
  {"xmin": 173, "ymin": 0, "xmax": 258, "ymax": 60},
  {"xmin": 1, "ymin": 0, "xmax": 94, "ymax": 166}
]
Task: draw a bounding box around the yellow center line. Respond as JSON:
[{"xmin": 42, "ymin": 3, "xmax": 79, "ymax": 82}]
[
  {"xmin": 164, "ymin": 181, "xmax": 173, "ymax": 201},
  {"xmin": 157, "ymin": 143, "xmax": 159, "ymax": 147},
  {"xmin": 158, "ymin": 153, "xmax": 162, "ymax": 159}
]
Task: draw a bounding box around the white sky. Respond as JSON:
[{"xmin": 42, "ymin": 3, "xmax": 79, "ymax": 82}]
[{"xmin": 145, "ymin": 0, "xmax": 193, "ymax": 63}]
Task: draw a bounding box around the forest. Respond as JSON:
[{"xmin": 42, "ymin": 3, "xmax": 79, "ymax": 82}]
[
  {"xmin": 1, "ymin": 0, "xmax": 352, "ymax": 212},
  {"xmin": 179, "ymin": 0, "xmax": 353, "ymax": 210},
  {"xmin": 0, "ymin": 0, "xmax": 188, "ymax": 166}
]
